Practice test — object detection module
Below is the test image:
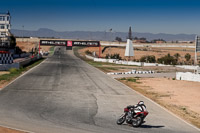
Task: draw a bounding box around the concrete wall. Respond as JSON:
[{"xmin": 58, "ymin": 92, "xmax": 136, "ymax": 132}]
[
  {"xmin": 85, "ymin": 55, "xmax": 199, "ymax": 70},
  {"xmin": 175, "ymin": 65, "xmax": 198, "ymax": 70},
  {"xmin": 85, "ymin": 55, "xmax": 94, "ymax": 60},
  {"xmin": 176, "ymin": 72, "xmax": 200, "ymax": 82}
]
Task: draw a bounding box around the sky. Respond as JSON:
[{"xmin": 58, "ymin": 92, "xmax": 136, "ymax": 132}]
[{"xmin": 1, "ymin": 0, "xmax": 200, "ymax": 34}]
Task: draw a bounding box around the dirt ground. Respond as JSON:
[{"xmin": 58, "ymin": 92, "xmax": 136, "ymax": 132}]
[
  {"xmin": 119, "ymin": 78, "xmax": 200, "ymax": 128},
  {"xmin": 137, "ymin": 78, "xmax": 200, "ymax": 114},
  {"xmin": 16, "ymin": 41, "xmax": 51, "ymax": 53},
  {"xmin": 0, "ymin": 71, "xmax": 9, "ymax": 76},
  {"xmin": 0, "ymin": 127, "xmax": 24, "ymax": 133}
]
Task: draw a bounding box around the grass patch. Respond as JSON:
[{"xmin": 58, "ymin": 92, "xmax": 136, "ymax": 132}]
[
  {"xmin": 73, "ymin": 47, "xmax": 128, "ymax": 72},
  {"xmin": 49, "ymin": 46, "xmax": 55, "ymax": 55},
  {"xmin": 119, "ymin": 77, "xmax": 140, "ymax": 83},
  {"xmin": 0, "ymin": 58, "xmax": 45, "ymax": 83},
  {"xmin": 120, "ymin": 77, "xmax": 126, "ymax": 80},
  {"xmin": 127, "ymin": 78, "xmax": 137, "ymax": 82}
]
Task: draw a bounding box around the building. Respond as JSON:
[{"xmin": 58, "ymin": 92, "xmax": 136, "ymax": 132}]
[
  {"xmin": 0, "ymin": 11, "xmax": 11, "ymax": 37},
  {"xmin": 0, "ymin": 11, "xmax": 11, "ymax": 49},
  {"xmin": 133, "ymin": 39, "xmax": 147, "ymax": 43},
  {"xmin": 155, "ymin": 40, "xmax": 165, "ymax": 43}
]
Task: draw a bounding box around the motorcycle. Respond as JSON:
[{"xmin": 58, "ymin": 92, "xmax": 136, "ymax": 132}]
[{"xmin": 116, "ymin": 105, "xmax": 148, "ymax": 127}]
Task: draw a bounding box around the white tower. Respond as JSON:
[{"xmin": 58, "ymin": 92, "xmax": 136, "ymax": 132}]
[{"xmin": 125, "ymin": 27, "xmax": 134, "ymax": 57}]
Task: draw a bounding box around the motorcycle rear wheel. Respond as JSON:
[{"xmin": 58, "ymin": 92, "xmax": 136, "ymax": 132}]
[
  {"xmin": 132, "ymin": 116, "xmax": 143, "ymax": 127},
  {"xmin": 116, "ymin": 114, "xmax": 126, "ymax": 125}
]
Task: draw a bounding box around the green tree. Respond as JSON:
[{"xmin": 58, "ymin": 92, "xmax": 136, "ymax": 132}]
[
  {"xmin": 157, "ymin": 53, "xmax": 177, "ymax": 65},
  {"xmin": 140, "ymin": 55, "xmax": 156, "ymax": 63},
  {"xmin": 185, "ymin": 53, "xmax": 191, "ymax": 61},
  {"xmin": 115, "ymin": 37, "xmax": 122, "ymax": 43},
  {"xmin": 9, "ymin": 34, "xmax": 16, "ymax": 48},
  {"xmin": 174, "ymin": 53, "xmax": 180, "ymax": 61}
]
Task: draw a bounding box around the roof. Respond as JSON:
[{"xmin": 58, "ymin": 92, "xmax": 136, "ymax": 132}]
[{"xmin": 0, "ymin": 11, "xmax": 10, "ymax": 16}]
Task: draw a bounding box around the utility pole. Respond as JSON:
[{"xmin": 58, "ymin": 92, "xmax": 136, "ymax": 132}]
[
  {"xmin": 22, "ymin": 25, "xmax": 24, "ymax": 42},
  {"xmin": 195, "ymin": 36, "xmax": 197, "ymax": 65},
  {"xmin": 109, "ymin": 28, "xmax": 112, "ymax": 58}
]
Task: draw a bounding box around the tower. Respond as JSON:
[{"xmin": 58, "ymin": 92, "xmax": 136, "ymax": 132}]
[
  {"xmin": 125, "ymin": 26, "xmax": 134, "ymax": 57},
  {"xmin": 128, "ymin": 26, "xmax": 133, "ymax": 40}
]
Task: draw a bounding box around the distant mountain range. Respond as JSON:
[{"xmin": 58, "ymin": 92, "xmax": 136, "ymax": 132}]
[{"xmin": 11, "ymin": 28, "xmax": 196, "ymax": 41}]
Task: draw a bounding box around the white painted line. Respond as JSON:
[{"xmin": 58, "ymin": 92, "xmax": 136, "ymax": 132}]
[
  {"xmin": 0, "ymin": 58, "xmax": 48, "ymax": 91},
  {"xmin": 0, "ymin": 58, "xmax": 49, "ymax": 132}
]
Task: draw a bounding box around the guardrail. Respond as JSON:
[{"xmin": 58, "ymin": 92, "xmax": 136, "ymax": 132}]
[{"xmin": 0, "ymin": 55, "xmax": 42, "ymax": 71}]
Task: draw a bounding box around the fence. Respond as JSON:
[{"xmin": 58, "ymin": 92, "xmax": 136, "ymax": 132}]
[{"xmin": 0, "ymin": 53, "xmax": 13, "ymax": 64}]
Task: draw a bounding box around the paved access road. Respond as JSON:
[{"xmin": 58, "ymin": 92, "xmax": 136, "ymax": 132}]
[{"xmin": 0, "ymin": 47, "xmax": 199, "ymax": 133}]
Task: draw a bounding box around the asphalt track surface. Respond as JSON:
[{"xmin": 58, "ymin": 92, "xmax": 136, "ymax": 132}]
[{"xmin": 0, "ymin": 47, "xmax": 199, "ymax": 133}]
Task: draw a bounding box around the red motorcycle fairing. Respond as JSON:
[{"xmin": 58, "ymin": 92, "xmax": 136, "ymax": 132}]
[
  {"xmin": 124, "ymin": 108, "xmax": 129, "ymax": 112},
  {"xmin": 135, "ymin": 111, "xmax": 148, "ymax": 117}
]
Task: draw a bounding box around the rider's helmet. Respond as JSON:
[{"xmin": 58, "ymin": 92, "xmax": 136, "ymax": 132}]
[{"xmin": 138, "ymin": 101, "xmax": 144, "ymax": 105}]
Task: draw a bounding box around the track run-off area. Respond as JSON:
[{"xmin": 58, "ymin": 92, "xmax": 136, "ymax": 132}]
[{"xmin": 0, "ymin": 47, "xmax": 199, "ymax": 133}]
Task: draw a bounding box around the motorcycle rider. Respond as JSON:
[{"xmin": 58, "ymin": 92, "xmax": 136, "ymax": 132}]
[
  {"xmin": 134, "ymin": 101, "xmax": 147, "ymax": 112},
  {"xmin": 127, "ymin": 101, "xmax": 147, "ymax": 114}
]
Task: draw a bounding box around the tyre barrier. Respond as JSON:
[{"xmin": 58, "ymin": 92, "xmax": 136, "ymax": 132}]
[
  {"xmin": 107, "ymin": 70, "xmax": 155, "ymax": 75},
  {"xmin": 0, "ymin": 53, "xmax": 13, "ymax": 64}
]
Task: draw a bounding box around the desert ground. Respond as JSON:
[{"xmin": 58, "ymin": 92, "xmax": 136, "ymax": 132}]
[
  {"xmin": 80, "ymin": 46, "xmax": 196, "ymax": 61},
  {"xmin": 16, "ymin": 41, "xmax": 51, "ymax": 53},
  {"xmin": 119, "ymin": 78, "xmax": 200, "ymax": 128}
]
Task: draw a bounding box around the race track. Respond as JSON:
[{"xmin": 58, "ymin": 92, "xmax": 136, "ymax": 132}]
[{"xmin": 0, "ymin": 47, "xmax": 199, "ymax": 133}]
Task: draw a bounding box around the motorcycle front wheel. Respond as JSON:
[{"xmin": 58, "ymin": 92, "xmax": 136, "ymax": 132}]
[
  {"xmin": 116, "ymin": 114, "xmax": 126, "ymax": 125},
  {"xmin": 132, "ymin": 116, "xmax": 143, "ymax": 127}
]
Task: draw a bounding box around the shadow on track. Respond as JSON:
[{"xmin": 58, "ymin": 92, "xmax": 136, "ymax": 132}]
[{"xmin": 140, "ymin": 125, "xmax": 165, "ymax": 128}]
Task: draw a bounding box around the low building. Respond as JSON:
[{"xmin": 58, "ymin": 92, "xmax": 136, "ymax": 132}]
[
  {"xmin": 155, "ymin": 40, "xmax": 165, "ymax": 43},
  {"xmin": 133, "ymin": 39, "xmax": 147, "ymax": 43}
]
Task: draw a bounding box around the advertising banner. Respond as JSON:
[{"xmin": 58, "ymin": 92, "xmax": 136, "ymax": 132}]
[
  {"xmin": 72, "ymin": 41, "xmax": 100, "ymax": 47},
  {"xmin": 40, "ymin": 40, "xmax": 67, "ymax": 46}
]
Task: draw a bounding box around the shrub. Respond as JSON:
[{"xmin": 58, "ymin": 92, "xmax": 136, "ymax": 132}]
[
  {"xmin": 185, "ymin": 53, "xmax": 191, "ymax": 61},
  {"xmin": 127, "ymin": 78, "xmax": 137, "ymax": 82},
  {"xmin": 174, "ymin": 53, "xmax": 180, "ymax": 61},
  {"xmin": 105, "ymin": 53, "xmax": 121, "ymax": 60},
  {"xmin": 9, "ymin": 68, "xmax": 19, "ymax": 74},
  {"xmin": 140, "ymin": 55, "xmax": 156, "ymax": 63},
  {"xmin": 157, "ymin": 53, "xmax": 177, "ymax": 65},
  {"xmin": 120, "ymin": 77, "xmax": 126, "ymax": 80},
  {"xmin": 85, "ymin": 50, "xmax": 92, "ymax": 55}
]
